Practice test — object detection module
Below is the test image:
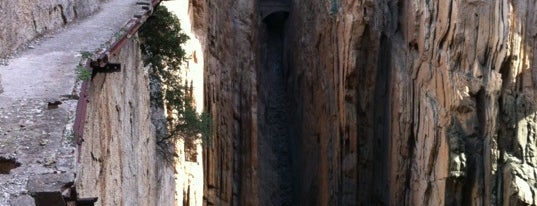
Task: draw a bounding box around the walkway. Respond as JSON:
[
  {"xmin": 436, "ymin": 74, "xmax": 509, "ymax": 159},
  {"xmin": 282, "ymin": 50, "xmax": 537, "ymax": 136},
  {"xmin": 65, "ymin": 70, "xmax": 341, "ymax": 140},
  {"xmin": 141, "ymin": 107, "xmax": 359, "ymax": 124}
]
[{"xmin": 0, "ymin": 0, "xmax": 144, "ymax": 205}]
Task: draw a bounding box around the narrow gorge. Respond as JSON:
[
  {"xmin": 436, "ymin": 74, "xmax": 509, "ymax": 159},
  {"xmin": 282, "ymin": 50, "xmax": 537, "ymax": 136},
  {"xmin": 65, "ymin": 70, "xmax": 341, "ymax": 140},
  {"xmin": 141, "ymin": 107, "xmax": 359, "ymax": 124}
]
[
  {"xmin": 2, "ymin": 0, "xmax": 537, "ymax": 205},
  {"xmin": 258, "ymin": 7, "xmax": 293, "ymax": 205},
  {"xmin": 200, "ymin": 0, "xmax": 537, "ymax": 205}
]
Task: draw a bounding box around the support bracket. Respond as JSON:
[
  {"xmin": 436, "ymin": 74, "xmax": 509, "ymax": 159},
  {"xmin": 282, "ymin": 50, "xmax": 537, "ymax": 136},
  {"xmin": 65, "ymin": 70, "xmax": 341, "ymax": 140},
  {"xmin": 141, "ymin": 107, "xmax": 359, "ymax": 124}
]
[
  {"xmin": 76, "ymin": 197, "xmax": 99, "ymax": 206},
  {"xmin": 90, "ymin": 60, "xmax": 121, "ymax": 73},
  {"xmin": 92, "ymin": 63, "xmax": 121, "ymax": 73}
]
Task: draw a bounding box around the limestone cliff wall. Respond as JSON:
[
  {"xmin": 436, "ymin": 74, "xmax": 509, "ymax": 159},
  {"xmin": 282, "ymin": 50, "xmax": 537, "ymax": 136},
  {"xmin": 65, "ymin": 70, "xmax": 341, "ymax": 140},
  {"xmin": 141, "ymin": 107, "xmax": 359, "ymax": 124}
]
[
  {"xmin": 75, "ymin": 36, "xmax": 175, "ymax": 206},
  {"xmin": 0, "ymin": 0, "xmax": 103, "ymax": 57},
  {"xmin": 196, "ymin": 0, "xmax": 537, "ymax": 205},
  {"xmin": 192, "ymin": 0, "xmax": 264, "ymax": 204},
  {"xmin": 287, "ymin": 0, "xmax": 537, "ymax": 205}
]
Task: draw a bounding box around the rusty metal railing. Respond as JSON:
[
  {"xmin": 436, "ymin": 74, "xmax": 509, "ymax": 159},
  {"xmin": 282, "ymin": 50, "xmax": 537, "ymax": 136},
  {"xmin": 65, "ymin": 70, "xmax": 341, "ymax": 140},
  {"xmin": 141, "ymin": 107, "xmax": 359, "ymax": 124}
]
[
  {"xmin": 73, "ymin": 0, "xmax": 162, "ymax": 157},
  {"xmin": 91, "ymin": 2, "xmax": 158, "ymax": 69}
]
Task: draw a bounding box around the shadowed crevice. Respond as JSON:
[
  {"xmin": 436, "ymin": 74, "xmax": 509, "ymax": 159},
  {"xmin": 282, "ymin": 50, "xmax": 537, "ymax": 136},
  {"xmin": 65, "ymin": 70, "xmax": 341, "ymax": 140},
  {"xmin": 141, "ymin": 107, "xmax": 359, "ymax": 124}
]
[
  {"xmin": 0, "ymin": 157, "xmax": 21, "ymax": 174},
  {"xmin": 258, "ymin": 4, "xmax": 294, "ymax": 205}
]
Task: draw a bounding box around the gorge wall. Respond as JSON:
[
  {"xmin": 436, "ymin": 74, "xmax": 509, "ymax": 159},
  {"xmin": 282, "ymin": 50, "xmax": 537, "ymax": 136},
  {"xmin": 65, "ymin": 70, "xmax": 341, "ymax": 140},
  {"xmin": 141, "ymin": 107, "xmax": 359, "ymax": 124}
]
[
  {"xmin": 198, "ymin": 0, "xmax": 261, "ymax": 204},
  {"xmin": 75, "ymin": 36, "xmax": 176, "ymax": 206},
  {"xmin": 194, "ymin": 0, "xmax": 537, "ymax": 205}
]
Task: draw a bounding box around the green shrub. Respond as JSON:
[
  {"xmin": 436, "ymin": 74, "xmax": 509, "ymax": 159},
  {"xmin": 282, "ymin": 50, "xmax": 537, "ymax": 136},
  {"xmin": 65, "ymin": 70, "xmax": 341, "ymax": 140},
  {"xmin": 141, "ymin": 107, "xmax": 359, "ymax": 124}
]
[
  {"xmin": 139, "ymin": 6, "xmax": 213, "ymax": 147},
  {"xmin": 76, "ymin": 65, "xmax": 91, "ymax": 81},
  {"xmin": 80, "ymin": 50, "xmax": 93, "ymax": 59},
  {"xmin": 140, "ymin": 6, "xmax": 189, "ymax": 72}
]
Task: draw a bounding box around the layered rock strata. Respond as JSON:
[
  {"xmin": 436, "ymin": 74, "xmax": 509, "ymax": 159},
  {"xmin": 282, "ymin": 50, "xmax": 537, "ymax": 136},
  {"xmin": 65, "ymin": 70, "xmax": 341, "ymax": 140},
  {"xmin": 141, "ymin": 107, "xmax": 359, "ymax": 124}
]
[
  {"xmin": 195, "ymin": 0, "xmax": 261, "ymax": 204},
  {"xmin": 195, "ymin": 0, "xmax": 537, "ymax": 205},
  {"xmin": 288, "ymin": 0, "xmax": 537, "ymax": 205}
]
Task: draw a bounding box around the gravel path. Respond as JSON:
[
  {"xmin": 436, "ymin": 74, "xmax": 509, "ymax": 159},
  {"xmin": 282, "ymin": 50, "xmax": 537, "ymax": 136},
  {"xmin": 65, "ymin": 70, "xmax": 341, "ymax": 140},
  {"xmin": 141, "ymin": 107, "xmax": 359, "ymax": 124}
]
[{"xmin": 0, "ymin": 0, "xmax": 143, "ymax": 205}]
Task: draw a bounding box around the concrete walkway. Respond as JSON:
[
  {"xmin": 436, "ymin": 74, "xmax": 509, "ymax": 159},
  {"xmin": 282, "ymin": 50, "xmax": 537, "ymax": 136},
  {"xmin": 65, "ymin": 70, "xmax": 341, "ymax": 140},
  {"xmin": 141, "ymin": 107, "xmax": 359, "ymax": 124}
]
[
  {"xmin": 0, "ymin": 0, "xmax": 141, "ymax": 99},
  {"xmin": 0, "ymin": 0, "xmax": 143, "ymax": 205}
]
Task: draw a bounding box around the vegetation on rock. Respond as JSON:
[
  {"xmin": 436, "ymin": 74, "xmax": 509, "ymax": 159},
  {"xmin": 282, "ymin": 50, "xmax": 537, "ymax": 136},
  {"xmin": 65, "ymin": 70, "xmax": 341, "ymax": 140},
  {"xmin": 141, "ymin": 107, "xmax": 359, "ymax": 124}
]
[
  {"xmin": 139, "ymin": 6, "xmax": 212, "ymax": 148},
  {"xmin": 76, "ymin": 65, "xmax": 91, "ymax": 81}
]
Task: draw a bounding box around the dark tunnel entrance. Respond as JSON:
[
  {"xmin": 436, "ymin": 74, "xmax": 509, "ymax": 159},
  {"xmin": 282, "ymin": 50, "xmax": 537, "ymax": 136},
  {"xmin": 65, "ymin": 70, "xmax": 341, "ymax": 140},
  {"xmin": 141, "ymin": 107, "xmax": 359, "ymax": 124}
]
[
  {"xmin": 262, "ymin": 11, "xmax": 289, "ymax": 26},
  {"xmin": 258, "ymin": 7, "xmax": 295, "ymax": 206}
]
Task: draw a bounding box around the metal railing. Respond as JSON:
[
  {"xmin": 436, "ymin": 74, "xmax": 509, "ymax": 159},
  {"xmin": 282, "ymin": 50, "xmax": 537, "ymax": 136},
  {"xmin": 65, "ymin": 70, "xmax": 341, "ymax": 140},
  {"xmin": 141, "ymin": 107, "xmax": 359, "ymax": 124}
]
[{"xmin": 73, "ymin": 0, "xmax": 162, "ymax": 156}]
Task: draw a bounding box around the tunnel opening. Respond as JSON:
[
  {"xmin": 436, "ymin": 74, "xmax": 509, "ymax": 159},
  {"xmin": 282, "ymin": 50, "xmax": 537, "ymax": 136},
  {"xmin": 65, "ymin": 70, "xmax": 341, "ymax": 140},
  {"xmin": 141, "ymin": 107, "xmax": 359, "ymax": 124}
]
[
  {"xmin": 263, "ymin": 11, "xmax": 289, "ymax": 27},
  {"xmin": 0, "ymin": 156, "xmax": 21, "ymax": 174},
  {"xmin": 258, "ymin": 8, "xmax": 294, "ymax": 206}
]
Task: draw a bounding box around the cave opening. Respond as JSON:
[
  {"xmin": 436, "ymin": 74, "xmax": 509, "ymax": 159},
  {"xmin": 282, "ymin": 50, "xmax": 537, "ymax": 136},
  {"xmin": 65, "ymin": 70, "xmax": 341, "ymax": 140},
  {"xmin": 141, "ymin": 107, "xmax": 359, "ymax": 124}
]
[
  {"xmin": 0, "ymin": 156, "xmax": 21, "ymax": 174},
  {"xmin": 258, "ymin": 8, "xmax": 295, "ymax": 206}
]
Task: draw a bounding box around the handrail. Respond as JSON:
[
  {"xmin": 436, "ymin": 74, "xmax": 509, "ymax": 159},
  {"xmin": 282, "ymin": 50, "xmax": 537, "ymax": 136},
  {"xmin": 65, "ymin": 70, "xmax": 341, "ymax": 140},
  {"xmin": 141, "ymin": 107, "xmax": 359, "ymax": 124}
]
[
  {"xmin": 91, "ymin": 3, "xmax": 156, "ymax": 68},
  {"xmin": 73, "ymin": 0, "xmax": 162, "ymax": 154}
]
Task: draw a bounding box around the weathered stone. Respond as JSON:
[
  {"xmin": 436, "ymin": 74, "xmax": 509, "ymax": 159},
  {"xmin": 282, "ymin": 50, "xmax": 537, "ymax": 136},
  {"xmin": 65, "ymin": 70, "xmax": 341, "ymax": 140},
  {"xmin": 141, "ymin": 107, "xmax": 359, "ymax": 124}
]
[
  {"xmin": 27, "ymin": 173, "xmax": 74, "ymax": 193},
  {"xmin": 194, "ymin": 0, "xmax": 537, "ymax": 205},
  {"xmin": 10, "ymin": 195, "xmax": 36, "ymax": 206},
  {"xmin": 75, "ymin": 36, "xmax": 175, "ymax": 206},
  {"xmin": 194, "ymin": 0, "xmax": 261, "ymax": 204}
]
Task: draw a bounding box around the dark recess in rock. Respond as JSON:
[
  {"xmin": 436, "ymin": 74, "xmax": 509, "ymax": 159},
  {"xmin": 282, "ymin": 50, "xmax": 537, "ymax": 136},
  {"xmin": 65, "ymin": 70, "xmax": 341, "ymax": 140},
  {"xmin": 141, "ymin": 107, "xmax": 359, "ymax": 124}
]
[
  {"xmin": 0, "ymin": 157, "xmax": 21, "ymax": 174},
  {"xmin": 263, "ymin": 11, "xmax": 288, "ymax": 27},
  {"xmin": 259, "ymin": 6, "xmax": 294, "ymax": 205}
]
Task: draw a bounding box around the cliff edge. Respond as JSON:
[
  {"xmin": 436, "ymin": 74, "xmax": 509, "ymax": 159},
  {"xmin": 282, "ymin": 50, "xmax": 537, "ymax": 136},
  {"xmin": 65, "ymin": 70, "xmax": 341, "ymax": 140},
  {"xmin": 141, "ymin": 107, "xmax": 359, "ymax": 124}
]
[{"xmin": 0, "ymin": 0, "xmax": 174, "ymax": 205}]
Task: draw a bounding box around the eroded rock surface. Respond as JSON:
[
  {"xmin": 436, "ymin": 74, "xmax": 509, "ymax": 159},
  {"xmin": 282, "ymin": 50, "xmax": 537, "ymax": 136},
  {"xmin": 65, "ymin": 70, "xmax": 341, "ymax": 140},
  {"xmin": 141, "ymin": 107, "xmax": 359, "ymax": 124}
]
[
  {"xmin": 196, "ymin": 0, "xmax": 261, "ymax": 205},
  {"xmin": 195, "ymin": 0, "xmax": 537, "ymax": 205},
  {"xmin": 75, "ymin": 37, "xmax": 175, "ymax": 206},
  {"xmin": 286, "ymin": 0, "xmax": 537, "ymax": 205}
]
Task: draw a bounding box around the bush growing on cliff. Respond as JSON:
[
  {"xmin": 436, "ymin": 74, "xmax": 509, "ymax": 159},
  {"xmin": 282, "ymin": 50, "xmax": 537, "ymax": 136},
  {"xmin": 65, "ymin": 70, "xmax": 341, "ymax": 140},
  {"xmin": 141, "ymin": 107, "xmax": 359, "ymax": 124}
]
[
  {"xmin": 139, "ymin": 6, "xmax": 212, "ymax": 150},
  {"xmin": 140, "ymin": 6, "xmax": 188, "ymax": 72},
  {"xmin": 76, "ymin": 65, "xmax": 91, "ymax": 81}
]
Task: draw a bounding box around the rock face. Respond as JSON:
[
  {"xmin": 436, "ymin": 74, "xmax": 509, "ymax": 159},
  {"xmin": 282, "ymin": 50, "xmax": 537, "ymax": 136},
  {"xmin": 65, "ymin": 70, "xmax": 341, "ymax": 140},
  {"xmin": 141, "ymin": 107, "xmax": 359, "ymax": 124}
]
[
  {"xmin": 76, "ymin": 36, "xmax": 175, "ymax": 206},
  {"xmin": 0, "ymin": 0, "xmax": 102, "ymax": 57},
  {"xmin": 194, "ymin": 0, "xmax": 537, "ymax": 205},
  {"xmin": 194, "ymin": 0, "xmax": 261, "ymax": 205}
]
